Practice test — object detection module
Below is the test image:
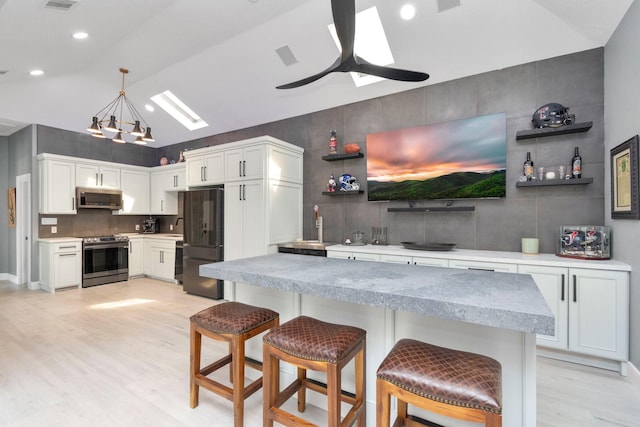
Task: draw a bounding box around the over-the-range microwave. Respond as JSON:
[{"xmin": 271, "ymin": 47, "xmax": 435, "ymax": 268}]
[{"xmin": 76, "ymin": 187, "xmax": 123, "ymax": 210}]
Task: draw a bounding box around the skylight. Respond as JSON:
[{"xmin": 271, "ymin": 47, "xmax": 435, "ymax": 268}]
[
  {"xmin": 150, "ymin": 90, "xmax": 208, "ymax": 131},
  {"xmin": 328, "ymin": 6, "xmax": 394, "ymax": 87}
]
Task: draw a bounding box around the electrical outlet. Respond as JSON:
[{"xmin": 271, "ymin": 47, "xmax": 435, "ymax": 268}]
[
  {"xmin": 170, "ymin": 224, "xmax": 173, "ymax": 231},
  {"xmin": 51, "ymin": 226, "xmax": 57, "ymax": 234},
  {"xmin": 135, "ymin": 224, "xmax": 140, "ymax": 231}
]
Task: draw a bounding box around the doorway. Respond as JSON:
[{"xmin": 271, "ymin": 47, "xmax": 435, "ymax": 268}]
[{"xmin": 16, "ymin": 174, "xmax": 32, "ymax": 287}]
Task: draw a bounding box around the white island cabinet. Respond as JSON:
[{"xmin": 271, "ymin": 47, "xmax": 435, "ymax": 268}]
[
  {"xmin": 39, "ymin": 238, "xmax": 83, "ymax": 293},
  {"xmin": 201, "ymin": 253, "xmax": 554, "ymax": 427},
  {"xmin": 328, "ymin": 244, "xmax": 631, "ymax": 375}
]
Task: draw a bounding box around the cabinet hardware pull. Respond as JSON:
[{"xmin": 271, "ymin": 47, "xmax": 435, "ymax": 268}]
[
  {"xmin": 239, "ymin": 185, "xmax": 242, "ymax": 200},
  {"xmin": 130, "ymin": 245, "xmax": 132, "ymax": 254},
  {"xmin": 201, "ymin": 166, "xmax": 204, "ymax": 181},
  {"xmin": 573, "ymin": 275, "xmax": 577, "ymax": 302},
  {"xmin": 59, "ymin": 245, "xmax": 76, "ymax": 249},
  {"xmin": 95, "ymin": 173, "xmax": 99, "ymax": 186},
  {"xmin": 242, "ymin": 184, "xmax": 246, "ymax": 200},
  {"xmin": 203, "ymin": 166, "xmax": 207, "ymax": 181},
  {"xmin": 101, "ymin": 173, "xmax": 104, "ymax": 186},
  {"xmin": 561, "ymin": 274, "xmax": 565, "ymax": 301},
  {"xmin": 239, "ymin": 160, "xmax": 242, "ymax": 177},
  {"xmin": 59, "ymin": 253, "xmax": 76, "ymax": 257},
  {"xmin": 243, "ymin": 160, "xmax": 246, "ymax": 176},
  {"xmin": 72, "ymin": 197, "xmax": 75, "ymax": 210},
  {"xmin": 468, "ymin": 267, "xmax": 495, "ymax": 272}
]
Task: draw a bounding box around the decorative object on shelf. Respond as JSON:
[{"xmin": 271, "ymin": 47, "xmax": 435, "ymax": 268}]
[
  {"xmin": 521, "ymin": 238, "xmax": 539, "ymax": 255},
  {"xmin": 351, "ymin": 230, "xmax": 366, "ymax": 245},
  {"xmin": 275, "ymin": 0, "xmax": 428, "ymax": 89},
  {"xmin": 178, "ymin": 151, "xmax": 185, "ymax": 163},
  {"xmin": 160, "ymin": 156, "xmax": 169, "ymax": 166},
  {"xmin": 338, "ymin": 173, "xmax": 360, "ymax": 191},
  {"xmin": 610, "ymin": 134, "xmax": 640, "ymax": 219},
  {"xmin": 571, "ymin": 147, "xmax": 582, "ymax": 179},
  {"xmin": 557, "ymin": 225, "xmax": 610, "ymax": 260},
  {"xmin": 400, "ymin": 242, "xmax": 456, "ymax": 251},
  {"xmin": 371, "ymin": 227, "xmax": 387, "ymax": 245},
  {"xmin": 329, "ymin": 130, "xmax": 338, "ymax": 155},
  {"xmin": 344, "ymin": 143, "xmax": 360, "ymax": 154},
  {"xmin": 87, "ymin": 68, "xmax": 155, "ymax": 145},
  {"xmin": 532, "ymin": 103, "xmax": 575, "ymax": 128},
  {"xmin": 327, "ymin": 174, "xmax": 337, "ymax": 192},
  {"xmin": 523, "ymin": 152, "xmax": 534, "ymax": 181}
]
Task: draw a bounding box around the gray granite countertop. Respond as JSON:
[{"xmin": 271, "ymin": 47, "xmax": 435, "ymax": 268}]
[{"xmin": 200, "ymin": 253, "xmax": 554, "ymax": 335}]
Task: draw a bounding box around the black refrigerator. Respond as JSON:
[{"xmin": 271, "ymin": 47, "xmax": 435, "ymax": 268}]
[{"xmin": 182, "ymin": 187, "xmax": 224, "ymax": 299}]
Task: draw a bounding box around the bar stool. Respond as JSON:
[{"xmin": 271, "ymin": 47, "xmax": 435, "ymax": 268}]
[
  {"xmin": 262, "ymin": 315, "xmax": 366, "ymax": 427},
  {"xmin": 376, "ymin": 338, "xmax": 502, "ymax": 427},
  {"xmin": 190, "ymin": 301, "xmax": 279, "ymax": 427}
]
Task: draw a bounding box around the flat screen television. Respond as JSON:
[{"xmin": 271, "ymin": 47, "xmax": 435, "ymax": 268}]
[{"xmin": 366, "ymin": 113, "xmax": 507, "ymax": 202}]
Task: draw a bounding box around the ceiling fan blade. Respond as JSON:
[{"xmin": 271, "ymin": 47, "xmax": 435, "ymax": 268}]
[
  {"xmin": 276, "ymin": 57, "xmax": 342, "ymax": 89},
  {"xmin": 331, "ymin": 0, "xmax": 356, "ymax": 59},
  {"xmin": 354, "ymin": 57, "xmax": 429, "ymax": 82}
]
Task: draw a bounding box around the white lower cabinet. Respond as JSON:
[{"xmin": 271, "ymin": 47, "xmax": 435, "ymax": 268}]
[
  {"xmin": 518, "ymin": 265, "xmax": 629, "ymax": 362},
  {"xmin": 143, "ymin": 239, "xmax": 175, "ymax": 282},
  {"xmin": 128, "ymin": 237, "xmax": 144, "ymax": 277},
  {"xmin": 39, "ymin": 240, "xmax": 82, "ymax": 293}
]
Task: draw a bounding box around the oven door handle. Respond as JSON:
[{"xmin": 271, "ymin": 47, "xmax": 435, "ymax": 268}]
[{"xmin": 84, "ymin": 243, "xmax": 129, "ymax": 250}]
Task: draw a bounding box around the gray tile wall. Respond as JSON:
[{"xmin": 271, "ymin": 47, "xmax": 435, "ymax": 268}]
[
  {"xmin": 161, "ymin": 48, "xmax": 605, "ymax": 253},
  {"xmin": 37, "ymin": 48, "xmax": 604, "ymax": 254}
]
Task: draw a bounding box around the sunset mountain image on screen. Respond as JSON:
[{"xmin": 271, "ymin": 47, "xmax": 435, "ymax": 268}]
[{"xmin": 366, "ymin": 113, "xmax": 507, "ymax": 201}]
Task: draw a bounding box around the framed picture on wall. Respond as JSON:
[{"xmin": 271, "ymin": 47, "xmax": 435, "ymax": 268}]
[{"xmin": 610, "ymin": 135, "xmax": 640, "ymax": 219}]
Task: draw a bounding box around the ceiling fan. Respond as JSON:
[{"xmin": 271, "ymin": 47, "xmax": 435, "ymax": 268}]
[{"xmin": 276, "ymin": 0, "xmax": 429, "ymax": 89}]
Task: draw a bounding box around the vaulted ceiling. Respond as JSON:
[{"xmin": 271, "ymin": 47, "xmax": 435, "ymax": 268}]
[{"xmin": 0, "ymin": 0, "xmax": 634, "ymax": 145}]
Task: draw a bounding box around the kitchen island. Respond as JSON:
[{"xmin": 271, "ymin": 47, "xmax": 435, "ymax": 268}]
[{"xmin": 200, "ymin": 253, "xmax": 554, "ymax": 427}]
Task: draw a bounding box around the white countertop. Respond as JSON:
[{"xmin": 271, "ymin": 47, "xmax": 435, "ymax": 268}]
[
  {"xmin": 326, "ymin": 244, "xmax": 631, "ymax": 271},
  {"xmin": 37, "ymin": 237, "xmax": 82, "ymax": 243},
  {"xmin": 120, "ymin": 233, "xmax": 183, "ymax": 241}
]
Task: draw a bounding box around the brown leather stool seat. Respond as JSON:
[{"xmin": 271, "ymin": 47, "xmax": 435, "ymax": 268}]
[
  {"xmin": 376, "ymin": 338, "xmax": 502, "ymax": 427},
  {"xmin": 190, "ymin": 301, "xmax": 279, "ymax": 427},
  {"xmin": 262, "ymin": 315, "xmax": 367, "ymax": 427}
]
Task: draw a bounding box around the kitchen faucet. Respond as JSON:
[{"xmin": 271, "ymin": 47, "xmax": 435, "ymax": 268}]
[{"xmin": 175, "ymin": 217, "xmax": 183, "ymax": 226}]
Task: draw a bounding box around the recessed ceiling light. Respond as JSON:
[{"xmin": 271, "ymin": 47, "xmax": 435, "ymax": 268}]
[
  {"xmin": 72, "ymin": 32, "xmax": 88, "ymax": 39},
  {"xmin": 328, "ymin": 6, "xmax": 393, "ymax": 87},
  {"xmin": 145, "ymin": 104, "xmax": 155, "ymax": 112},
  {"xmin": 30, "ymin": 69, "xmax": 44, "ymax": 76},
  {"xmin": 400, "ymin": 4, "xmax": 416, "ymax": 20}
]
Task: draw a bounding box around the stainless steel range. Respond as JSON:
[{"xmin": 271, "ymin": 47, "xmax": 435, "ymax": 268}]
[{"xmin": 82, "ymin": 235, "xmax": 129, "ymax": 287}]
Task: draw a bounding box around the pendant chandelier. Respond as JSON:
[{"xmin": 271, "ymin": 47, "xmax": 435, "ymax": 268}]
[{"xmin": 87, "ymin": 68, "xmax": 154, "ymax": 144}]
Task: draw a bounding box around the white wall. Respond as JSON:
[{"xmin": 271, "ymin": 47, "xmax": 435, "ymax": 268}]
[{"xmin": 605, "ymin": 0, "xmax": 640, "ymax": 368}]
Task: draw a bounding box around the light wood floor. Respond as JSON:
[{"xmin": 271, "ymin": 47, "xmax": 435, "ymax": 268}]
[{"xmin": 1, "ymin": 278, "xmax": 639, "ymax": 427}]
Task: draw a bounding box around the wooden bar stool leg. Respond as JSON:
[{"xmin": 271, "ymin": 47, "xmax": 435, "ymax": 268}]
[
  {"xmin": 486, "ymin": 412, "xmax": 502, "ymax": 427},
  {"xmin": 376, "ymin": 379, "xmax": 390, "ymax": 427},
  {"xmin": 327, "ymin": 363, "xmax": 341, "ymax": 427},
  {"xmin": 263, "ymin": 344, "xmax": 277, "ymax": 427},
  {"xmin": 189, "ymin": 322, "xmax": 201, "ymax": 408},
  {"xmin": 228, "ymin": 341, "xmax": 234, "ymax": 384},
  {"xmin": 232, "ymin": 335, "xmax": 245, "ymax": 427},
  {"xmin": 356, "ymin": 343, "xmax": 366, "ymax": 426},
  {"xmin": 297, "ymin": 366, "xmax": 306, "ymax": 412}
]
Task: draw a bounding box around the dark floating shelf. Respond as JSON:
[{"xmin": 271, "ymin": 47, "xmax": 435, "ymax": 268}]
[
  {"xmin": 388, "ymin": 206, "xmax": 475, "ymax": 212},
  {"xmin": 516, "ymin": 178, "xmax": 593, "ymax": 187},
  {"xmin": 322, "ymin": 190, "xmax": 364, "ymax": 196},
  {"xmin": 322, "ymin": 152, "xmax": 364, "ymax": 161},
  {"xmin": 515, "ymin": 122, "xmax": 593, "ymax": 140}
]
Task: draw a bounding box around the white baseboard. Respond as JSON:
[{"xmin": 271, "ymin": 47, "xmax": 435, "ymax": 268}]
[
  {"xmin": 627, "ymin": 361, "xmax": 640, "ymax": 385},
  {"xmin": 0, "ymin": 273, "xmax": 19, "ymax": 283},
  {"xmin": 28, "ymin": 281, "xmax": 40, "ymax": 291}
]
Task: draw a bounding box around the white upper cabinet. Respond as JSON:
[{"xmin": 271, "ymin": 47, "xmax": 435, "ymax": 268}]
[{"xmin": 76, "ymin": 163, "xmax": 121, "ymax": 189}]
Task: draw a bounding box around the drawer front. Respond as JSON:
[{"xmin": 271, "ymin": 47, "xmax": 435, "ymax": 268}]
[
  {"xmin": 448, "ymin": 259, "xmax": 517, "ymax": 273},
  {"xmin": 53, "ymin": 242, "xmax": 82, "ymax": 252}
]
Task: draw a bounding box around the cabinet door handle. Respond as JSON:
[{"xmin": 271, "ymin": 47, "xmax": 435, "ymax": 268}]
[
  {"xmin": 203, "ymin": 166, "xmax": 207, "ymax": 181},
  {"xmin": 59, "ymin": 245, "xmax": 76, "ymax": 249},
  {"xmin": 239, "ymin": 185, "xmax": 242, "ymax": 201},
  {"xmin": 129, "ymin": 245, "xmax": 132, "ymax": 254},
  {"xmin": 200, "ymin": 166, "xmax": 204, "ymax": 181},
  {"xmin": 59, "ymin": 253, "xmax": 77, "ymax": 257},
  {"xmin": 561, "ymin": 274, "xmax": 565, "ymax": 301},
  {"xmin": 243, "ymin": 160, "xmax": 246, "ymax": 176},
  {"xmin": 242, "ymin": 184, "xmax": 246, "ymax": 200},
  {"xmin": 468, "ymin": 267, "xmax": 495, "ymax": 272},
  {"xmin": 101, "ymin": 173, "xmax": 104, "ymax": 186},
  {"xmin": 573, "ymin": 275, "xmax": 577, "ymax": 302},
  {"xmin": 238, "ymin": 160, "xmax": 242, "ymax": 177},
  {"xmin": 95, "ymin": 173, "xmax": 99, "ymax": 186},
  {"xmin": 72, "ymin": 197, "xmax": 75, "ymax": 210}
]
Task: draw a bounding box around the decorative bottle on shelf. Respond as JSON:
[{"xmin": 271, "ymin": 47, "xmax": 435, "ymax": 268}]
[
  {"xmin": 571, "ymin": 147, "xmax": 582, "ymax": 179},
  {"xmin": 329, "ymin": 130, "xmax": 337, "ymax": 155},
  {"xmin": 523, "ymin": 152, "xmax": 534, "ymax": 181}
]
